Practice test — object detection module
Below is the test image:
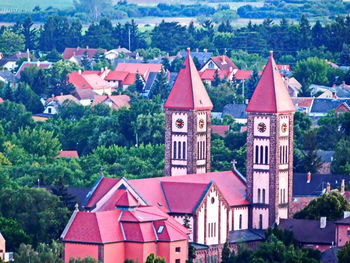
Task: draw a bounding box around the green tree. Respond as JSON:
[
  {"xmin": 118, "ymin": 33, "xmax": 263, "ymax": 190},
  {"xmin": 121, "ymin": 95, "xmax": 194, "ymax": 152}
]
[
  {"xmin": 21, "ymin": 17, "xmax": 37, "ymax": 50},
  {"xmin": 298, "ymin": 129, "xmax": 323, "ymax": 173},
  {"xmin": 0, "ymin": 216, "xmax": 31, "ymax": 251},
  {"xmin": 221, "ymin": 241, "xmax": 231, "ymax": 263},
  {"xmin": 69, "ymin": 257, "xmax": 100, "ymax": 263},
  {"xmin": 0, "ymin": 31, "xmax": 25, "ymax": 56},
  {"xmin": 338, "ymin": 241, "xmax": 350, "ymax": 263},
  {"xmin": 13, "ymin": 82, "xmax": 44, "ymax": 113},
  {"xmin": 14, "ymin": 244, "xmax": 39, "ymax": 263},
  {"xmin": 294, "ymin": 191, "xmax": 350, "ymax": 221},
  {"xmin": 212, "ymin": 69, "xmax": 221, "ymax": 87},
  {"xmin": 246, "ymin": 66, "xmax": 259, "ymax": 100},
  {"xmin": 331, "ymin": 139, "xmax": 350, "ymax": 174},
  {"xmin": 149, "ymin": 70, "xmax": 170, "ymax": 100},
  {"xmin": 0, "ymin": 101, "xmax": 34, "ymax": 134},
  {"xmin": 135, "ymin": 73, "xmax": 144, "ymax": 93}
]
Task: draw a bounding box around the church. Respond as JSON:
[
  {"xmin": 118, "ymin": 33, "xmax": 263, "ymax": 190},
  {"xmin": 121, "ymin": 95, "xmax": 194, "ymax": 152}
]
[{"xmin": 61, "ymin": 49, "xmax": 295, "ymax": 263}]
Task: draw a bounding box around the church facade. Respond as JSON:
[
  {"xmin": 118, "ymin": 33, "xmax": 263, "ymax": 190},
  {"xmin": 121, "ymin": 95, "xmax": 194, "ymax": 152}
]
[{"xmin": 62, "ymin": 50, "xmax": 295, "ymax": 263}]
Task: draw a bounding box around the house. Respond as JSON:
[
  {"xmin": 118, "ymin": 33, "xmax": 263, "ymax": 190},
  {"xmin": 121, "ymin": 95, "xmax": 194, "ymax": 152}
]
[
  {"xmin": 32, "ymin": 113, "xmax": 53, "ymax": 122},
  {"xmin": 285, "ymin": 77, "xmax": 302, "ymax": 97},
  {"xmin": 279, "ymin": 218, "xmax": 336, "ymax": 252},
  {"xmin": 114, "ymin": 63, "xmax": 162, "ymax": 81},
  {"xmin": 0, "ymin": 70, "xmax": 17, "ymax": 84},
  {"xmin": 57, "ymin": 150, "xmax": 79, "ymax": 158},
  {"xmin": 233, "ymin": 70, "xmax": 252, "ymax": 81},
  {"xmin": 309, "ymin": 98, "xmax": 350, "ymax": 118},
  {"xmin": 199, "ymin": 69, "xmax": 234, "ymax": 85},
  {"xmin": 211, "ymin": 125, "xmax": 230, "ymax": 137},
  {"xmin": 16, "ymin": 61, "xmax": 52, "ymax": 78},
  {"xmin": 0, "ymin": 51, "xmax": 31, "ymax": 70},
  {"xmin": 104, "ymin": 71, "xmax": 136, "ymax": 89},
  {"xmin": 178, "ymin": 50, "xmax": 213, "ymax": 67},
  {"xmin": 317, "ymin": 150, "xmax": 334, "ymax": 174},
  {"xmin": 62, "ymin": 47, "xmax": 107, "ymax": 60},
  {"xmin": 222, "ymin": 104, "xmax": 247, "ymax": 124},
  {"xmin": 44, "ymin": 94, "xmax": 81, "ymax": 114},
  {"xmin": 74, "ymin": 88, "xmax": 97, "ymax": 106},
  {"xmin": 69, "ymin": 71, "xmax": 113, "ymax": 96},
  {"xmin": 200, "ymin": 55, "xmax": 238, "ymax": 72},
  {"xmin": 335, "ymin": 216, "xmax": 350, "ymax": 247},
  {"xmin": 62, "ymin": 182, "xmax": 189, "ymax": 263},
  {"xmin": 91, "ymin": 95, "xmax": 130, "ymax": 110},
  {"xmin": 0, "ymin": 232, "xmax": 4, "ymax": 261},
  {"xmin": 104, "ymin": 47, "xmax": 133, "ymax": 60},
  {"xmin": 292, "ymin": 97, "xmax": 314, "ymax": 115}
]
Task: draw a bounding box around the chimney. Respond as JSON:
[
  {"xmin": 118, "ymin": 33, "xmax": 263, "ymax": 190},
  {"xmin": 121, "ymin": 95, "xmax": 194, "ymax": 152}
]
[
  {"xmin": 203, "ymin": 49, "xmax": 208, "ymax": 53},
  {"xmin": 60, "ymin": 92, "xmax": 63, "ymax": 96},
  {"xmin": 118, "ymin": 45, "xmax": 121, "ymax": 49},
  {"xmin": 78, "ymin": 69, "xmax": 82, "ymax": 75},
  {"xmin": 86, "ymin": 46, "xmax": 89, "ymax": 49},
  {"xmin": 36, "ymin": 61, "xmax": 40, "ymax": 67},
  {"xmin": 27, "ymin": 49, "xmax": 30, "ymax": 62},
  {"xmin": 222, "ymin": 55, "xmax": 225, "ymax": 63},
  {"xmin": 320, "ymin": 217, "xmax": 327, "ymax": 229},
  {"xmin": 307, "ymin": 172, "xmax": 311, "ymax": 183},
  {"xmin": 196, "ymin": 48, "xmax": 199, "ymax": 52},
  {"xmin": 341, "ymin": 179, "xmax": 345, "ymax": 194},
  {"xmin": 326, "ymin": 182, "xmax": 331, "ymax": 193},
  {"xmin": 229, "ymin": 66, "xmax": 233, "ymax": 72},
  {"xmin": 245, "ymin": 99, "xmax": 249, "ymax": 105},
  {"xmin": 77, "ymin": 46, "xmax": 80, "ymax": 51}
]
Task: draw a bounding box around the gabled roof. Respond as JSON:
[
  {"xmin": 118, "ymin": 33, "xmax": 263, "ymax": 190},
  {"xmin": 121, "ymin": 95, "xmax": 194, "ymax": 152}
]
[
  {"xmin": 91, "ymin": 95, "xmax": 130, "ymax": 110},
  {"xmin": 69, "ymin": 72, "xmax": 112, "ymax": 91},
  {"xmin": 45, "ymin": 95, "xmax": 80, "ymax": 106},
  {"xmin": 179, "ymin": 50, "xmax": 213, "ymax": 66},
  {"xmin": 246, "ymin": 52, "xmax": 295, "ymax": 113},
  {"xmin": 0, "ymin": 70, "xmax": 17, "ymax": 82},
  {"xmin": 210, "ymin": 55, "xmax": 238, "ymax": 71},
  {"xmin": 63, "ymin": 47, "xmax": 107, "ymax": 60},
  {"xmin": 115, "ymin": 63, "xmax": 162, "ymax": 81},
  {"xmin": 279, "ymin": 218, "xmax": 335, "ymax": 245},
  {"xmin": 234, "ymin": 70, "xmax": 252, "ymax": 80},
  {"xmin": 292, "ymin": 97, "xmax": 314, "ymax": 108},
  {"xmin": 199, "ymin": 69, "xmax": 232, "ymax": 81},
  {"xmin": 16, "ymin": 61, "xmax": 52, "ymax": 78},
  {"xmin": 57, "ymin": 150, "xmax": 79, "ymax": 158},
  {"xmin": 310, "ymin": 98, "xmax": 350, "ymax": 113},
  {"xmin": 222, "ymin": 104, "xmax": 247, "ymax": 119},
  {"xmin": 211, "ymin": 125, "xmax": 230, "ymax": 137},
  {"xmin": 335, "ymin": 216, "xmax": 350, "ymax": 225},
  {"xmin": 164, "ymin": 49, "xmax": 213, "ymax": 110}
]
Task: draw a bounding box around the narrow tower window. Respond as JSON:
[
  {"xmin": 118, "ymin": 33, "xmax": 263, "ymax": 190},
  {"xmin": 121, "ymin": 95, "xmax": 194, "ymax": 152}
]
[
  {"xmin": 239, "ymin": 214, "xmax": 242, "ymax": 229},
  {"xmin": 173, "ymin": 141, "xmax": 177, "ymax": 159},
  {"xmin": 183, "ymin": 142, "xmax": 186, "ymax": 159},
  {"xmin": 265, "ymin": 146, "xmax": 268, "ymax": 164},
  {"xmin": 262, "ymin": 189, "xmax": 266, "ymax": 204},
  {"xmin": 259, "ymin": 214, "xmax": 263, "ymax": 229},
  {"xmin": 258, "ymin": 188, "xmax": 261, "ymax": 203},
  {"xmin": 178, "ymin": 141, "xmax": 181, "ymax": 159},
  {"xmin": 255, "ymin": 145, "xmax": 259, "ymax": 164},
  {"xmin": 260, "ymin": 145, "xmax": 264, "ymax": 164},
  {"xmin": 197, "ymin": 142, "xmax": 200, "ymax": 159}
]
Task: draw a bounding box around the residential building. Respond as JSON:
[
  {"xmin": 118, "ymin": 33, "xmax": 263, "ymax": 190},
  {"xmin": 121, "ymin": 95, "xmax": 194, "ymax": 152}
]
[
  {"xmin": 16, "ymin": 61, "xmax": 52, "ymax": 78},
  {"xmin": 91, "ymin": 95, "xmax": 130, "ymax": 110},
  {"xmin": 62, "ymin": 47, "xmax": 107, "ymax": 60},
  {"xmin": 0, "ymin": 70, "xmax": 17, "ymax": 84},
  {"xmin": 104, "ymin": 47, "xmax": 133, "ymax": 60},
  {"xmin": 57, "ymin": 150, "xmax": 79, "ymax": 158},
  {"xmin": 200, "ymin": 55, "xmax": 238, "ymax": 72},
  {"xmin": 44, "ymin": 94, "xmax": 81, "ymax": 115},
  {"xmin": 69, "ymin": 71, "xmax": 113, "ymax": 96},
  {"xmin": 211, "ymin": 125, "xmax": 230, "ymax": 137}
]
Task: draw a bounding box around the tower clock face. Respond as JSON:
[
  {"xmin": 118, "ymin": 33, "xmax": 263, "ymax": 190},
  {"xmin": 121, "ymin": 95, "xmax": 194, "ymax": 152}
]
[
  {"xmin": 199, "ymin": 119, "xmax": 205, "ymax": 129},
  {"xmin": 257, "ymin": 122, "xmax": 267, "ymax": 133},
  {"xmin": 175, "ymin": 118, "xmax": 184, "ymax": 129},
  {"xmin": 281, "ymin": 123, "xmax": 288, "ymax": 133}
]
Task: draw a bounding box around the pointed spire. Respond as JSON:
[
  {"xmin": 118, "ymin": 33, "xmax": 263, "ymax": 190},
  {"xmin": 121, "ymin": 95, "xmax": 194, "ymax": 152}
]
[
  {"xmin": 246, "ymin": 51, "xmax": 295, "ymax": 113},
  {"xmin": 164, "ymin": 48, "xmax": 213, "ymax": 110}
]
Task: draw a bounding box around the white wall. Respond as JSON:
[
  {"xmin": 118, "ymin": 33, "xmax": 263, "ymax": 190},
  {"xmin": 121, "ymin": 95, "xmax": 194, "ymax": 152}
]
[{"xmin": 233, "ymin": 207, "xmax": 248, "ymax": 230}]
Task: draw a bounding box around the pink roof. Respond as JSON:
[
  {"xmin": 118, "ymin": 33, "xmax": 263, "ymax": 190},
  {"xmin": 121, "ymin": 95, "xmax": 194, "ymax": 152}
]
[
  {"xmin": 161, "ymin": 182, "xmax": 209, "ymax": 213},
  {"xmin": 105, "ymin": 71, "xmax": 129, "ymax": 81},
  {"xmin": 57, "ymin": 150, "xmax": 79, "ymax": 158},
  {"xmin": 292, "ymin": 97, "xmax": 314, "ymax": 108},
  {"xmin": 64, "ymin": 210, "xmax": 124, "ymax": 243},
  {"xmin": 46, "ymin": 95, "xmax": 80, "ymax": 106},
  {"xmin": 86, "ymin": 177, "xmax": 121, "ymax": 208},
  {"xmin": 91, "ymin": 95, "xmax": 130, "ymax": 110},
  {"xmin": 115, "ymin": 63, "xmax": 162, "ymax": 81},
  {"xmin": 62, "ymin": 48, "xmax": 106, "ymax": 60},
  {"xmin": 246, "ymin": 52, "xmax": 295, "ymax": 113},
  {"xmin": 211, "ymin": 55, "xmax": 238, "ymax": 71},
  {"xmin": 199, "ymin": 69, "xmax": 231, "ymax": 81},
  {"xmin": 129, "ymin": 171, "xmax": 248, "ymax": 209},
  {"xmin": 63, "ymin": 206, "xmax": 189, "ymax": 243},
  {"xmin": 211, "ymin": 125, "xmax": 230, "ymax": 137},
  {"xmin": 69, "ymin": 72, "xmax": 111, "ymax": 91},
  {"xmin": 16, "ymin": 62, "xmax": 52, "ymax": 78},
  {"xmin": 234, "ymin": 70, "xmax": 252, "ymax": 80},
  {"xmin": 0, "ymin": 97, "xmax": 4, "ymax": 103},
  {"xmin": 277, "ymin": 64, "xmax": 291, "ymax": 71},
  {"xmin": 164, "ymin": 50, "xmax": 213, "ymax": 110}
]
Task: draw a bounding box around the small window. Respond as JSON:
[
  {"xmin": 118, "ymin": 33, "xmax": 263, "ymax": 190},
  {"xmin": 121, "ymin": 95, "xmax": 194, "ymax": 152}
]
[
  {"xmin": 182, "ymin": 142, "xmax": 186, "ymax": 159},
  {"xmin": 173, "ymin": 141, "xmax": 177, "ymax": 159},
  {"xmin": 239, "ymin": 214, "xmax": 242, "ymax": 229},
  {"xmin": 347, "ymin": 230, "xmax": 350, "ymax": 237},
  {"xmin": 178, "ymin": 141, "xmax": 181, "ymax": 159},
  {"xmin": 48, "ymin": 107, "xmax": 52, "ymax": 114},
  {"xmin": 262, "ymin": 189, "xmax": 266, "ymax": 204},
  {"xmin": 255, "ymin": 145, "xmax": 259, "ymax": 164},
  {"xmin": 211, "ymin": 197, "xmax": 215, "ymax": 204},
  {"xmin": 157, "ymin": 225, "xmax": 165, "ymax": 234},
  {"xmin": 175, "ymin": 247, "xmax": 181, "ymax": 252},
  {"xmin": 259, "ymin": 214, "xmax": 263, "ymax": 229},
  {"xmin": 260, "ymin": 145, "xmax": 264, "ymax": 164},
  {"xmin": 257, "ymin": 188, "xmax": 261, "ymax": 203},
  {"xmin": 265, "ymin": 146, "xmax": 268, "ymax": 164},
  {"xmin": 175, "ymin": 259, "xmax": 180, "ymax": 263}
]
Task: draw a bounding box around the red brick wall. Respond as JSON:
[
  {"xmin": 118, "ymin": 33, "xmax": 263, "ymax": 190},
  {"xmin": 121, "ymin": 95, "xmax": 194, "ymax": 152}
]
[{"xmin": 336, "ymin": 224, "xmax": 350, "ymax": 247}]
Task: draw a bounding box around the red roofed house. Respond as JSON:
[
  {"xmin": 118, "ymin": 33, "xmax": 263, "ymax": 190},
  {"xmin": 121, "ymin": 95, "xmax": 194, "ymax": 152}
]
[
  {"xmin": 62, "ymin": 50, "xmax": 298, "ymax": 262},
  {"xmin": 69, "ymin": 71, "xmax": 113, "ymax": 98},
  {"xmin": 105, "ymin": 63, "xmax": 163, "ymax": 89},
  {"xmin": 16, "ymin": 61, "xmax": 52, "ymax": 78},
  {"xmin": 57, "ymin": 150, "xmax": 79, "ymax": 158},
  {"xmin": 62, "ymin": 47, "xmax": 107, "ymax": 60},
  {"xmin": 91, "ymin": 95, "xmax": 131, "ymax": 110},
  {"xmin": 199, "ymin": 69, "xmax": 234, "ymax": 85},
  {"xmin": 201, "ymin": 55, "xmax": 238, "ymax": 72},
  {"xmin": 44, "ymin": 94, "xmax": 81, "ymax": 114},
  {"xmin": 211, "ymin": 125, "xmax": 230, "ymax": 137}
]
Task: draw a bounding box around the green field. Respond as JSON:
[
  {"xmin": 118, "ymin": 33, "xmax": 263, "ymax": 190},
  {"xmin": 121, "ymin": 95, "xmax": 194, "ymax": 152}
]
[{"xmin": 0, "ymin": 0, "xmax": 73, "ymax": 11}]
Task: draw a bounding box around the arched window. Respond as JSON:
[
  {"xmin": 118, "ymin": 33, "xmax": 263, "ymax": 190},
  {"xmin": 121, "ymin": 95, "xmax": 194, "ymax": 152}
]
[
  {"xmin": 173, "ymin": 141, "xmax": 177, "ymax": 159},
  {"xmin": 183, "ymin": 142, "xmax": 186, "ymax": 159},
  {"xmin": 259, "ymin": 214, "xmax": 263, "ymax": 229},
  {"xmin": 178, "ymin": 141, "xmax": 181, "ymax": 159},
  {"xmin": 255, "ymin": 145, "xmax": 259, "ymax": 164},
  {"xmin": 258, "ymin": 188, "xmax": 261, "ymax": 203},
  {"xmin": 239, "ymin": 214, "xmax": 242, "ymax": 229},
  {"xmin": 265, "ymin": 146, "xmax": 268, "ymax": 164},
  {"xmin": 262, "ymin": 189, "xmax": 266, "ymax": 204},
  {"xmin": 260, "ymin": 146, "xmax": 264, "ymax": 164}
]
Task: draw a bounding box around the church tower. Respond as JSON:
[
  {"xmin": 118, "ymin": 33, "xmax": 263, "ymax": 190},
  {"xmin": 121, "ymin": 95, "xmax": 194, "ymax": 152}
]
[
  {"xmin": 164, "ymin": 49, "xmax": 213, "ymax": 176},
  {"xmin": 246, "ymin": 51, "xmax": 295, "ymax": 229}
]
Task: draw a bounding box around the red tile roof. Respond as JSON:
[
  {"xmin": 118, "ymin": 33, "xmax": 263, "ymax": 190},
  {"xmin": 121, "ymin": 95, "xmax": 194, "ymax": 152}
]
[
  {"xmin": 210, "ymin": 55, "xmax": 238, "ymax": 71},
  {"xmin": 277, "ymin": 64, "xmax": 291, "ymax": 71},
  {"xmin": 199, "ymin": 69, "xmax": 231, "ymax": 81},
  {"xmin": 45, "ymin": 95, "xmax": 80, "ymax": 106},
  {"xmin": 69, "ymin": 72, "xmax": 112, "ymax": 91},
  {"xmin": 62, "ymin": 48, "xmax": 107, "ymax": 60},
  {"xmin": 234, "ymin": 70, "xmax": 252, "ymax": 80},
  {"xmin": 57, "ymin": 150, "xmax": 79, "ymax": 158},
  {"xmin": 86, "ymin": 177, "xmax": 121, "ymax": 208},
  {"xmin": 105, "ymin": 71, "xmax": 129, "ymax": 81},
  {"xmin": 16, "ymin": 61, "xmax": 52, "ymax": 78},
  {"xmin": 115, "ymin": 63, "xmax": 162, "ymax": 81},
  {"xmin": 292, "ymin": 97, "xmax": 314, "ymax": 108},
  {"xmin": 164, "ymin": 50, "xmax": 213, "ymax": 110},
  {"xmin": 91, "ymin": 95, "xmax": 130, "ymax": 110},
  {"xmin": 0, "ymin": 97, "xmax": 4, "ymax": 103},
  {"xmin": 211, "ymin": 125, "xmax": 230, "ymax": 137},
  {"xmin": 246, "ymin": 52, "xmax": 295, "ymax": 113}
]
